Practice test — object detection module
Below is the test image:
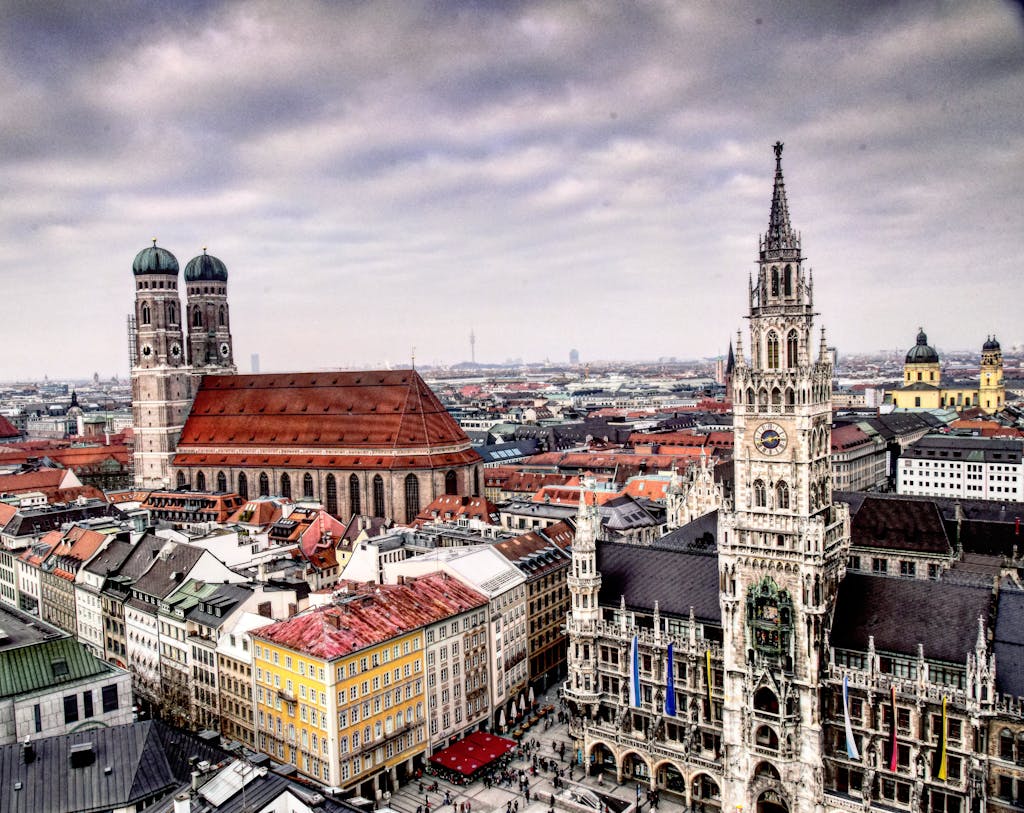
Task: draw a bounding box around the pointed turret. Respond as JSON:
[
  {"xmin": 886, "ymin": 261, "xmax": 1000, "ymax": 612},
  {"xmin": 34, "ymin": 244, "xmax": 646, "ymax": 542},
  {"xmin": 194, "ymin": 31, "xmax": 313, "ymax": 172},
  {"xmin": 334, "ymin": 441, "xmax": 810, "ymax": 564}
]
[{"xmin": 763, "ymin": 141, "xmax": 799, "ymax": 259}]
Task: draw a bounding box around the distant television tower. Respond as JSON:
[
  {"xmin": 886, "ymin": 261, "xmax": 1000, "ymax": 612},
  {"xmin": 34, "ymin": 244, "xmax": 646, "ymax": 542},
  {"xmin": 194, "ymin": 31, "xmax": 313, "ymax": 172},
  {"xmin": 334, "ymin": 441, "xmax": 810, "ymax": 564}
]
[{"xmin": 470, "ymin": 328, "xmax": 476, "ymax": 364}]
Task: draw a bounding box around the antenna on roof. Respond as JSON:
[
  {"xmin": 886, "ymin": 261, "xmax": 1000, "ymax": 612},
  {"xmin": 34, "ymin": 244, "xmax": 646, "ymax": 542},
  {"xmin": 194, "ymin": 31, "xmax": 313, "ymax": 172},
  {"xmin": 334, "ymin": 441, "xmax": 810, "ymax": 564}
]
[{"xmin": 411, "ymin": 347, "xmax": 416, "ymax": 371}]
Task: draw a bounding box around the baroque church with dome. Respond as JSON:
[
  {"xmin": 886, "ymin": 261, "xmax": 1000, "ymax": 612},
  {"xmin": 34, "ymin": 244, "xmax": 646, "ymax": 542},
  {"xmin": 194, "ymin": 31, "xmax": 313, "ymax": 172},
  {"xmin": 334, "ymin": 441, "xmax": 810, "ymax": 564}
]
[
  {"xmin": 890, "ymin": 329, "xmax": 1005, "ymax": 414},
  {"xmin": 129, "ymin": 244, "xmax": 482, "ymax": 522},
  {"xmin": 564, "ymin": 144, "xmax": 1024, "ymax": 813}
]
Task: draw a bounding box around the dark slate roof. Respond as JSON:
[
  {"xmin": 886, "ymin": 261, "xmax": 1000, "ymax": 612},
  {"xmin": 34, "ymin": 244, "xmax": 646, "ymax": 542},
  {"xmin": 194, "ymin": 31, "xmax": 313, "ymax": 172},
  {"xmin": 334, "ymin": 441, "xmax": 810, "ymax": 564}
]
[
  {"xmin": 831, "ymin": 572, "xmax": 991, "ymax": 663},
  {"xmin": 0, "ymin": 720, "xmax": 226, "ymax": 813},
  {"xmin": 149, "ymin": 768, "xmax": 362, "ymax": 812},
  {"xmin": 995, "ymin": 586, "xmax": 1024, "ymax": 698},
  {"xmin": 845, "ymin": 495, "xmax": 951, "ymax": 554},
  {"xmin": 114, "ymin": 533, "xmax": 169, "ymax": 580},
  {"xmin": 2, "ymin": 501, "xmax": 125, "ymax": 540},
  {"xmin": 82, "ymin": 538, "xmax": 134, "ymax": 578},
  {"xmin": 185, "ymin": 583, "xmax": 253, "ymax": 628},
  {"xmin": 0, "ymin": 635, "xmax": 118, "ymax": 698},
  {"xmin": 132, "ymin": 543, "xmax": 205, "ymax": 601},
  {"xmin": 658, "ymin": 511, "xmax": 719, "ymax": 553},
  {"xmin": 597, "ymin": 539, "xmax": 720, "ymax": 624}
]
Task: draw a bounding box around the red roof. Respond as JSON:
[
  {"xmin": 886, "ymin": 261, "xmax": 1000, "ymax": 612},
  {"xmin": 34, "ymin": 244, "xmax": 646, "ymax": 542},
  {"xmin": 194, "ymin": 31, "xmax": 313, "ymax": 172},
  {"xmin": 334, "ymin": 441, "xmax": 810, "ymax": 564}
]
[
  {"xmin": 0, "ymin": 468, "xmax": 71, "ymax": 494},
  {"xmin": 429, "ymin": 731, "xmax": 517, "ymax": 776},
  {"xmin": 0, "ymin": 415, "xmax": 20, "ymax": 439},
  {"xmin": 253, "ymin": 574, "xmax": 487, "ymax": 659},
  {"xmin": 414, "ymin": 495, "xmax": 498, "ymax": 527},
  {"xmin": 174, "ymin": 372, "xmax": 480, "ymax": 469}
]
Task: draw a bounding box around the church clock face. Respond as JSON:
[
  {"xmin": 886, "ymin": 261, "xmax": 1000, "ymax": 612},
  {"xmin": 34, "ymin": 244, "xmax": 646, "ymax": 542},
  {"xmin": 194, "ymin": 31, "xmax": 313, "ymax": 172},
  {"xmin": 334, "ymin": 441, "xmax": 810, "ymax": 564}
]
[
  {"xmin": 141, "ymin": 344, "xmax": 153, "ymax": 358},
  {"xmin": 754, "ymin": 422, "xmax": 787, "ymax": 455},
  {"xmin": 170, "ymin": 343, "xmax": 181, "ymax": 359},
  {"xmin": 220, "ymin": 342, "xmax": 230, "ymax": 358}
]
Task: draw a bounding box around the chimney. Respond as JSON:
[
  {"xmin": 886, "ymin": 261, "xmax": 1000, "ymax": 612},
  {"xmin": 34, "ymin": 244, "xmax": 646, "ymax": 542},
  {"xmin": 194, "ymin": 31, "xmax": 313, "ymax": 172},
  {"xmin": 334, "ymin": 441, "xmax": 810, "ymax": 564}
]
[
  {"xmin": 22, "ymin": 737, "xmax": 34, "ymax": 764},
  {"xmin": 174, "ymin": 792, "xmax": 191, "ymax": 813}
]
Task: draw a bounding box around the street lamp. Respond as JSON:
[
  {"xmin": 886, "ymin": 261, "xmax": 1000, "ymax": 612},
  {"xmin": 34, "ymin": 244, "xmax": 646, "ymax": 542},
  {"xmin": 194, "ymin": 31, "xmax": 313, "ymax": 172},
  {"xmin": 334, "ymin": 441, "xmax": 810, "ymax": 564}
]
[{"xmin": 636, "ymin": 784, "xmax": 642, "ymax": 812}]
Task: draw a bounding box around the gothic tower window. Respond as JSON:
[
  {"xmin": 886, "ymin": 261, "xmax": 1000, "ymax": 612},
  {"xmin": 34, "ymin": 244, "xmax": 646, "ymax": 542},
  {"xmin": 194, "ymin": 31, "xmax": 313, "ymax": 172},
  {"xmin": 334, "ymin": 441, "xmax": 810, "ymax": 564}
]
[
  {"xmin": 755, "ymin": 726, "xmax": 779, "ymax": 750},
  {"xmin": 445, "ymin": 470, "xmax": 458, "ymax": 495},
  {"xmin": 192, "ymin": 307, "xmax": 202, "ymax": 328},
  {"xmin": 349, "ymin": 474, "xmax": 360, "ymax": 515},
  {"xmin": 754, "ymin": 687, "xmax": 779, "ymax": 714},
  {"xmin": 753, "ymin": 479, "xmax": 767, "ymax": 508},
  {"xmin": 776, "ymin": 480, "xmax": 789, "ymax": 509},
  {"xmin": 786, "ymin": 329, "xmax": 798, "ymax": 367},
  {"xmin": 216, "ymin": 471, "xmax": 227, "ymax": 492},
  {"xmin": 747, "ymin": 387, "xmax": 755, "ymax": 405},
  {"xmin": 141, "ymin": 303, "xmax": 151, "ymax": 325},
  {"xmin": 259, "ymin": 472, "xmax": 269, "ymax": 497},
  {"xmin": 767, "ymin": 332, "xmax": 780, "ymax": 369},
  {"xmin": 196, "ymin": 471, "xmax": 207, "ymax": 492},
  {"xmin": 473, "ymin": 467, "xmax": 480, "ymax": 497},
  {"xmin": 303, "ymin": 473, "xmax": 314, "ymax": 499},
  {"xmin": 238, "ymin": 472, "xmax": 248, "ymax": 499},
  {"xmin": 785, "ymin": 388, "xmax": 795, "ymax": 406},
  {"xmin": 218, "ymin": 305, "xmax": 226, "ymax": 327},
  {"xmin": 326, "ymin": 474, "xmax": 338, "ymax": 515},
  {"xmin": 771, "ymin": 267, "xmax": 779, "ymax": 296},
  {"xmin": 784, "ymin": 265, "xmax": 792, "ymax": 296},
  {"xmin": 280, "ymin": 473, "xmax": 291, "ymax": 499},
  {"xmin": 168, "ymin": 303, "xmax": 177, "ymax": 324},
  {"xmin": 404, "ymin": 474, "xmax": 420, "ymax": 524},
  {"xmin": 373, "ymin": 475, "xmax": 385, "ymax": 518},
  {"xmin": 176, "ymin": 471, "xmax": 186, "ymax": 488}
]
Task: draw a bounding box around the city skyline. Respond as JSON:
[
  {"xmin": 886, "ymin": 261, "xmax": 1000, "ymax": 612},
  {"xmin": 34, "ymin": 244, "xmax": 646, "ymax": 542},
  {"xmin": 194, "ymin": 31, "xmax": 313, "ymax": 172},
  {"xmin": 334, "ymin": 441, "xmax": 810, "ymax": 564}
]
[{"xmin": 3, "ymin": 1, "xmax": 1023, "ymax": 379}]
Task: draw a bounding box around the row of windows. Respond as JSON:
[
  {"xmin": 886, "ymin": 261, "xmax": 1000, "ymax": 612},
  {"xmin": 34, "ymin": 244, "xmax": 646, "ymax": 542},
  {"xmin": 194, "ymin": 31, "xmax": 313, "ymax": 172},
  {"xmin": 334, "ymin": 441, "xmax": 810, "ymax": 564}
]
[{"xmin": 61, "ymin": 685, "xmax": 120, "ymax": 726}]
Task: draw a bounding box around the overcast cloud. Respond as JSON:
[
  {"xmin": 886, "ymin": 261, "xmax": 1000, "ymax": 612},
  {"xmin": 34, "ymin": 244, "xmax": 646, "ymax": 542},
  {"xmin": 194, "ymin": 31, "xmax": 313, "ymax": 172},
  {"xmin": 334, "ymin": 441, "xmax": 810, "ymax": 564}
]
[{"xmin": 2, "ymin": 0, "xmax": 1022, "ymax": 378}]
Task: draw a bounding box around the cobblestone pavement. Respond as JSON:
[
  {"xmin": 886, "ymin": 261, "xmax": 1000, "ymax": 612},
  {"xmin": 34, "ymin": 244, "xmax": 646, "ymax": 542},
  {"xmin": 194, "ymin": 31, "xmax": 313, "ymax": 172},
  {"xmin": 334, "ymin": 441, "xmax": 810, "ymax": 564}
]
[{"xmin": 382, "ymin": 689, "xmax": 688, "ymax": 813}]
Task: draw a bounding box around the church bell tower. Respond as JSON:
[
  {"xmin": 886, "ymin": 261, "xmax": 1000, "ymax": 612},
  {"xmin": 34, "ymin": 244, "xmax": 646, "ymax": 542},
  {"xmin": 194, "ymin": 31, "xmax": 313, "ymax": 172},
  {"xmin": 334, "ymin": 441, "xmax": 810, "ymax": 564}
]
[{"xmin": 717, "ymin": 144, "xmax": 850, "ymax": 813}]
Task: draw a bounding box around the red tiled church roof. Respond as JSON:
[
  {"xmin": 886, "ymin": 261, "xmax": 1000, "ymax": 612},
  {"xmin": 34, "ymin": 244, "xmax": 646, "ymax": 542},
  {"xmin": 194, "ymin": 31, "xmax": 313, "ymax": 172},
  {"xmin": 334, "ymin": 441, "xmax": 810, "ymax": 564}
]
[{"xmin": 174, "ymin": 371, "xmax": 480, "ymax": 470}]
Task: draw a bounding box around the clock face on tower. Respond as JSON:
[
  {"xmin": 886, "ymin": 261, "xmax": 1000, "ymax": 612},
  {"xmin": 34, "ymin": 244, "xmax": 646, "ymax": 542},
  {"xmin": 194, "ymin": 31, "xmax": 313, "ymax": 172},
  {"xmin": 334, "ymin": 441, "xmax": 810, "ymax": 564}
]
[
  {"xmin": 141, "ymin": 344, "xmax": 152, "ymax": 358},
  {"xmin": 754, "ymin": 422, "xmax": 787, "ymax": 455},
  {"xmin": 219, "ymin": 342, "xmax": 230, "ymax": 358},
  {"xmin": 170, "ymin": 343, "xmax": 181, "ymax": 359}
]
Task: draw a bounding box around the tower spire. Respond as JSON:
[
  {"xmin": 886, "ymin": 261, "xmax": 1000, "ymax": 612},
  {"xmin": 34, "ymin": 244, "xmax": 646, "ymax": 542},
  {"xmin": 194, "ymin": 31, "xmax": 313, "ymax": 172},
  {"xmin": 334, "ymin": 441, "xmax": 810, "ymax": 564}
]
[{"xmin": 764, "ymin": 140, "xmax": 798, "ymax": 258}]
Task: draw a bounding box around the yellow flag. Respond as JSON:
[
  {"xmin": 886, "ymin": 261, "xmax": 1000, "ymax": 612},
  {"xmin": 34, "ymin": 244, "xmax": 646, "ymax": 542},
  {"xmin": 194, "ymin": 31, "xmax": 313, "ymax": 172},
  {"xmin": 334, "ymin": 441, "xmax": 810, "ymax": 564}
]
[
  {"xmin": 705, "ymin": 649, "xmax": 713, "ymax": 710},
  {"xmin": 937, "ymin": 696, "xmax": 948, "ymax": 781}
]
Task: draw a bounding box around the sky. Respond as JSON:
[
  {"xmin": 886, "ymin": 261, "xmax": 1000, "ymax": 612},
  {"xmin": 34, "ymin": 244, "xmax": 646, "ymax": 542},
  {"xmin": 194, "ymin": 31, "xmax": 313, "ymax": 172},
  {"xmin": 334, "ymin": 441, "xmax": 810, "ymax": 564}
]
[{"xmin": 2, "ymin": 0, "xmax": 1023, "ymax": 379}]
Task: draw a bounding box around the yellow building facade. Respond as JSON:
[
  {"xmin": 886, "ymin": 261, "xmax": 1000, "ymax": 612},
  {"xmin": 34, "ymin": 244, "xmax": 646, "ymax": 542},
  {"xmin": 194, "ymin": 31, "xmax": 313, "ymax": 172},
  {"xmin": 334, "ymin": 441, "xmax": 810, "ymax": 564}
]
[
  {"xmin": 891, "ymin": 329, "xmax": 1005, "ymax": 414},
  {"xmin": 252, "ymin": 575, "xmax": 487, "ymax": 795}
]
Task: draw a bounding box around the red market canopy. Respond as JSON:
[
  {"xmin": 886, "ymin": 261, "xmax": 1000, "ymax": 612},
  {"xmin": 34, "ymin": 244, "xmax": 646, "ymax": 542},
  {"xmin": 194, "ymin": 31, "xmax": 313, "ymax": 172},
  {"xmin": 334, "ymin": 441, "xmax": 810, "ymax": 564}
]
[{"xmin": 429, "ymin": 731, "xmax": 517, "ymax": 776}]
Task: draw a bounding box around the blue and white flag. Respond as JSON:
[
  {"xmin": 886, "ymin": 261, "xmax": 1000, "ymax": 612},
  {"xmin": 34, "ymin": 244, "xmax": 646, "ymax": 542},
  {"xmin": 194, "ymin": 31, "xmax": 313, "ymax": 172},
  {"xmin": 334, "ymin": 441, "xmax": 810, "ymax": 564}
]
[
  {"xmin": 664, "ymin": 643, "xmax": 677, "ymax": 716},
  {"xmin": 629, "ymin": 634, "xmax": 641, "ymax": 707},
  {"xmin": 842, "ymin": 674, "xmax": 860, "ymax": 760}
]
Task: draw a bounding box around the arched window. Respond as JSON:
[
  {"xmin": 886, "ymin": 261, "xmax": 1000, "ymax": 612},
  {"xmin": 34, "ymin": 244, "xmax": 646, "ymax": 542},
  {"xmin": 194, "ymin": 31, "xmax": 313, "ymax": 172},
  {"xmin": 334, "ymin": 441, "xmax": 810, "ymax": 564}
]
[
  {"xmin": 746, "ymin": 387, "xmax": 755, "ymax": 405},
  {"xmin": 809, "ymin": 482, "xmax": 819, "ymax": 509},
  {"xmin": 766, "ymin": 332, "xmax": 780, "ymax": 369},
  {"xmin": 771, "ymin": 387, "xmax": 782, "ymax": 405},
  {"xmin": 783, "ymin": 265, "xmax": 792, "ymax": 297},
  {"xmin": 999, "ymin": 729, "xmax": 1014, "ymax": 760},
  {"xmin": 167, "ymin": 303, "xmax": 177, "ymax": 324},
  {"xmin": 404, "ymin": 474, "xmax": 420, "ymax": 524},
  {"xmin": 786, "ymin": 329, "xmax": 798, "ymax": 367},
  {"xmin": 325, "ymin": 475, "xmax": 338, "ymax": 515},
  {"xmin": 770, "ymin": 267, "xmax": 779, "ymax": 296},
  {"xmin": 259, "ymin": 472, "xmax": 270, "ymax": 497},
  {"xmin": 176, "ymin": 471, "xmax": 186, "ymax": 488},
  {"xmin": 785, "ymin": 388, "xmax": 795, "ymax": 406},
  {"xmin": 754, "ymin": 726, "xmax": 779, "ymax": 750},
  {"xmin": 216, "ymin": 471, "xmax": 227, "ymax": 493},
  {"xmin": 445, "ymin": 470, "xmax": 458, "ymax": 496},
  {"xmin": 280, "ymin": 473, "xmax": 291, "ymax": 499},
  {"xmin": 302, "ymin": 473, "xmax": 314, "ymax": 499},
  {"xmin": 776, "ymin": 480, "xmax": 789, "ymax": 509},
  {"xmin": 349, "ymin": 474, "xmax": 360, "ymax": 516},
  {"xmin": 238, "ymin": 472, "xmax": 248, "ymax": 500},
  {"xmin": 473, "ymin": 467, "xmax": 480, "ymax": 497},
  {"xmin": 196, "ymin": 471, "xmax": 207, "ymax": 492},
  {"xmin": 218, "ymin": 305, "xmax": 226, "ymax": 327},
  {"xmin": 753, "ymin": 479, "xmax": 766, "ymax": 508},
  {"xmin": 753, "ymin": 687, "xmax": 779, "ymax": 714},
  {"xmin": 192, "ymin": 307, "xmax": 203, "ymax": 328},
  {"xmin": 141, "ymin": 303, "xmax": 151, "ymax": 325},
  {"xmin": 373, "ymin": 475, "xmax": 385, "ymax": 518},
  {"xmin": 754, "ymin": 760, "xmax": 781, "ymax": 779}
]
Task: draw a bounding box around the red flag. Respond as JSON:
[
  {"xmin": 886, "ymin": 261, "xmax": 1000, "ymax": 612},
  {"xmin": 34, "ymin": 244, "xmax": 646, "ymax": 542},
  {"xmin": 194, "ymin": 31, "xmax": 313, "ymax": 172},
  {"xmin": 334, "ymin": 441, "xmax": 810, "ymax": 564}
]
[{"xmin": 889, "ymin": 685, "xmax": 898, "ymax": 772}]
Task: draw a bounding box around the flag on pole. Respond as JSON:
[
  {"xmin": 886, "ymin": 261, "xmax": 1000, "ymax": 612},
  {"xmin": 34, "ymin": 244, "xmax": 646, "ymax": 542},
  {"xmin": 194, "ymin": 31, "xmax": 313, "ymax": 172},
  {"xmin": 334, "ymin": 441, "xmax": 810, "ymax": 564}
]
[
  {"xmin": 888, "ymin": 685, "xmax": 898, "ymax": 772},
  {"xmin": 705, "ymin": 649, "xmax": 713, "ymax": 712},
  {"xmin": 629, "ymin": 635, "xmax": 641, "ymax": 707},
  {"xmin": 842, "ymin": 674, "xmax": 860, "ymax": 760},
  {"xmin": 937, "ymin": 696, "xmax": 949, "ymax": 780},
  {"xmin": 664, "ymin": 643, "xmax": 676, "ymax": 716}
]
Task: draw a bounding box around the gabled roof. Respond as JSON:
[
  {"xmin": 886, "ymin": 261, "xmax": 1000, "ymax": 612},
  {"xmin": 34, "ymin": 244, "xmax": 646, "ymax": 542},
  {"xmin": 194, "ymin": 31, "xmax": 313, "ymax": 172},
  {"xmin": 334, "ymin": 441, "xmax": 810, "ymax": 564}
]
[
  {"xmin": 131, "ymin": 543, "xmax": 205, "ymax": 601},
  {"xmin": 597, "ymin": 538, "xmax": 720, "ymax": 624},
  {"xmin": 174, "ymin": 371, "xmax": 480, "ymax": 470},
  {"xmin": 831, "ymin": 572, "xmax": 991, "ymax": 663},
  {"xmin": 0, "ymin": 636, "xmax": 118, "ymax": 699},
  {"xmin": 0, "ymin": 719, "xmax": 226, "ymax": 813},
  {"xmin": 847, "ymin": 495, "xmax": 951, "ymax": 554},
  {"xmin": 253, "ymin": 575, "xmax": 487, "ymax": 660}
]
